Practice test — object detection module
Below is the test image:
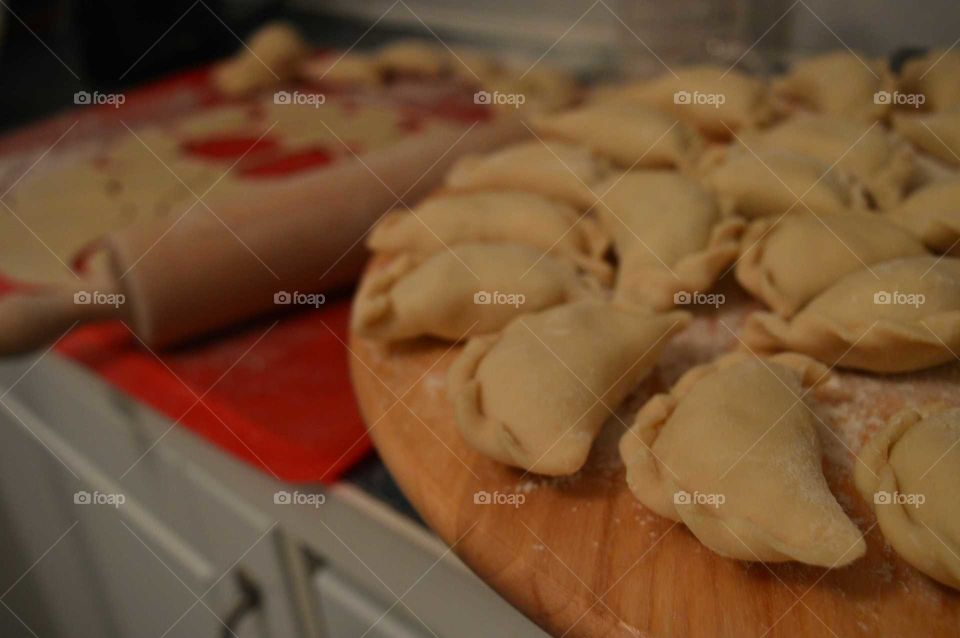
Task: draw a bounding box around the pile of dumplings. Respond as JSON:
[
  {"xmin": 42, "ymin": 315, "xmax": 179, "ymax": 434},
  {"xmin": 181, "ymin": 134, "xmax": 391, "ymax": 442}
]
[{"xmin": 352, "ymin": 50, "xmax": 960, "ymax": 591}]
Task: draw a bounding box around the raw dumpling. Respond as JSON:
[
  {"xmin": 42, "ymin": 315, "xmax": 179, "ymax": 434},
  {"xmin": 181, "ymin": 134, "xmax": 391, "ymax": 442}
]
[
  {"xmin": 893, "ymin": 112, "xmax": 960, "ymax": 167},
  {"xmin": 595, "ymin": 66, "xmax": 772, "ymax": 138},
  {"xmin": 366, "ymin": 191, "xmax": 610, "ymax": 274},
  {"xmin": 596, "ymin": 171, "xmax": 743, "ymax": 309},
  {"xmin": 899, "ymin": 49, "xmax": 960, "ymax": 112},
  {"xmin": 772, "ymin": 51, "xmax": 895, "ymax": 121},
  {"xmin": 212, "ymin": 22, "xmax": 309, "ymax": 97},
  {"xmin": 532, "ymin": 102, "xmax": 704, "ymax": 170},
  {"xmin": 886, "ymin": 180, "xmax": 960, "ymax": 255},
  {"xmin": 445, "ymin": 141, "xmax": 612, "ymax": 208},
  {"xmin": 352, "ymin": 244, "xmax": 599, "ymax": 342},
  {"xmin": 743, "ymin": 255, "xmax": 960, "ymax": 372},
  {"xmin": 699, "ymin": 148, "xmax": 862, "ymax": 218},
  {"xmin": 737, "ymin": 210, "xmax": 927, "ymax": 317},
  {"xmin": 736, "ymin": 113, "xmax": 915, "ymax": 208},
  {"xmin": 449, "ymin": 301, "xmax": 689, "ymax": 475},
  {"xmin": 854, "ymin": 407, "xmax": 960, "ymax": 590},
  {"xmin": 620, "ymin": 352, "xmax": 866, "ymax": 566}
]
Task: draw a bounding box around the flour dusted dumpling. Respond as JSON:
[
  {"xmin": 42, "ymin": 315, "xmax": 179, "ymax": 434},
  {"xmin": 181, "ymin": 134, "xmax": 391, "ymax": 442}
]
[
  {"xmin": 449, "ymin": 301, "xmax": 689, "ymax": 475},
  {"xmin": 352, "ymin": 244, "xmax": 599, "ymax": 342},
  {"xmin": 743, "ymin": 255, "xmax": 960, "ymax": 372},
  {"xmin": 367, "ymin": 191, "xmax": 610, "ymax": 273},
  {"xmin": 899, "ymin": 49, "xmax": 960, "ymax": 112},
  {"xmin": 596, "ymin": 171, "xmax": 742, "ymax": 309},
  {"xmin": 893, "ymin": 112, "xmax": 960, "ymax": 167},
  {"xmin": 772, "ymin": 51, "xmax": 895, "ymax": 121},
  {"xmin": 854, "ymin": 407, "xmax": 960, "ymax": 590},
  {"xmin": 532, "ymin": 102, "xmax": 703, "ymax": 170},
  {"xmin": 886, "ymin": 180, "xmax": 960, "ymax": 255},
  {"xmin": 596, "ymin": 66, "xmax": 772, "ymax": 138},
  {"xmin": 446, "ymin": 141, "xmax": 611, "ymax": 208},
  {"xmin": 700, "ymin": 148, "xmax": 862, "ymax": 218},
  {"xmin": 736, "ymin": 114, "xmax": 915, "ymax": 208},
  {"xmin": 620, "ymin": 352, "xmax": 866, "ymax": 566},
  {"xmin": 737, "ymin": 210, "xmax": 927, "ymax": 317}
]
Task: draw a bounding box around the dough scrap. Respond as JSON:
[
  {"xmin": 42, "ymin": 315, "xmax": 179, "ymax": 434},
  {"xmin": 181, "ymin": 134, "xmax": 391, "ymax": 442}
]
[
  {"xmin": 620, "ymin": 351, "xmax": 866, "ymax": 567},
  {"xmin": 854, "ymin": 407, "xmax": 960, "ymax": 590},
  {"xmin": 445, "ymin": 141, "xmax": 612, "ymax": 208},
  {"xmin": 532, "ymin": 102, "xmax": 704, "ymax": 170},
  {"xmin": 351, "ymin": 243, "xmax": 600, "ymax": 342},
  {"xmin": 743, "ymin": 255, "xmax": 960, "ymax": 373},
  {"xmin": 596, "ymin": 171, "xmax": 743, "ymax": 309},
  {"xmin": 885, "ymin": 179, "xmax": 960, "ymax": 255},
  {"xmin": 449, "ymin": 300, "xmax": 689, "ymax": 475},
  {"xmin": 899, "ymin": 49, "xmax": 960, "ymax": 112},
  {"xmin": 893, "ymin": 111, "xmax": 960, "ymax": 167},
  {"xmin": 772, "ymin": 51, "xmax": 895, "ymax": 121},
  {"xmin": 736, "ymin": 113, "xmax": 915, "ymax": 209},
  {"xmin": 736, "ymin": 210, "xmax": 927, "ymax": 317}
]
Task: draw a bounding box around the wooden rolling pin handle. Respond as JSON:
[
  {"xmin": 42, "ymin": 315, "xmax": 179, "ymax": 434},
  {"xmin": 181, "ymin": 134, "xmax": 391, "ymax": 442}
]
[{"xmin": 0, "ymin": 284, "xmax": 126, "ymax": 356}]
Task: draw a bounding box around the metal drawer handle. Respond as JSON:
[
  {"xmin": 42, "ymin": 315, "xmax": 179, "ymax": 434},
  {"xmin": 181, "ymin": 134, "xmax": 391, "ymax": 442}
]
[{"xmin": 221, "ymin": 570, "xmax": 261, "ymax": 637}]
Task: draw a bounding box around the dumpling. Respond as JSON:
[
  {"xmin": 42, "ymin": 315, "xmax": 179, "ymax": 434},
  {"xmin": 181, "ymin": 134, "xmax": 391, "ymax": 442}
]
[
  {"xmin": 899, "ymin": 49, "xmax": 960, "ymax": 112},
  {"xmin": 855, "ymin": 407, "xmax": 960, "ymax": 590},
  {"xmin": 699, "ymin": 147, "xmax": 863, "ymax": 218},
  {"xmin": 885, "ymin": 180, "xmax": 960, "ymax": 255},
  {"xmin": 365, "ymin": 191, "xmax": 610, "ymax": 274},
  {"xmin": 352, "ymin": 243, "xmax": 599, "ymax": 342},
  {"xmin": 532, "ymin": 102, "xmax": 704, "ymax": 170},
  {"xmin": 375, "ymin": 39, "xmax": 449, "ymax": 77},
  {"xmin": 212, "ymin": 22, "xmax": 309, "ymax": 97},
  {"xmin": 594, "ymin": 65, "xmax": 772, "ymax": 138},
  {"xmin": 445, "ymin": 141, "xmax": 612, "ymax": 208},
  {"xmin": 620, "ymin": 352, "xmax": 866, "ymax": 566},
  {"xmin": 449, "ymin": 301, "xmax": 689, "ymax": 475},
  {"xmin": 772, "ymin": 51, "xmax": 895, "ymax": 121},
  {"xmin": 596, "ymin": 171, "xmax": 743, "ymax": 309},
  {"xmin": 735, "ymin": 113, "xmax": 916, "ymax": 208},
  {"xmin": 893, "ymin": 112, "xmax": 960, "ymax": 167},
  {"xmin": 743, "ymin": 255, "xmax": 960, "ymax": 373},
  {"xmin": 737, "ymin": 210, "xmax": 928, "ymax": 317},
  {"xmin": 478, "ymin": 65, "xmax": 577, "ymax": 114}
]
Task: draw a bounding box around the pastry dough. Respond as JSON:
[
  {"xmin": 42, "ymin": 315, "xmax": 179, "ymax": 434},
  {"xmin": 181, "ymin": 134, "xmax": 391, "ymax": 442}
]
[
  {"xmin": 445, "ymin": 141, "xmax": 612, "ymax": 208},
  {"xmin": 736, "ymin": 114, "xmax": 915, "ymax": 209},
  {"xmin": 532, "ymin": 102, "xmax": 703, "ymax": 169},
  {"xmin": 885, "ymin": 180, "xmax": 960, "ymax": 255},
  {"xmin": 596, "ymin": 66, "xmax": 772, "ymax": 138},
  {"xmin": 366, "ymin": 191, "xmax": 610, "ymax": 273},
  {"xmin": 449, "ymin": 301, "xmax": 689, "ymax": 475},
  {"xmin": 893, "ymin": 112, "xmax": 960, "ymax": 167},
  {"xmin": 855, "ymin": 407, "xmax": 960, "ymax": 590},
  {"xmin": 772, "ymin": 51, "xmax": 895, "ymax": 121},
  {"xmin": 743, "ymin": 255, "xmax": 960, "ymax": 372},
  {"xmin": 352, "ymin": 244, "xmax": 599, "ymax": 342},
  {"xmin": 620, "ymin": 352, "xmax": 866, "ymax": 566},
  {"xmin": 212, "ymin": 22, "xmax": 310, "ymax": 97},
  {"xmin": 699, "ymin": 148, "xmax": 861, "ymax": 218},
  {"xmin": 899, "ymin": 49, "xmax": 960, "ymax": 112},
  {"xmin": 737, "ymin": 210, "xmax": 927, "ymax": 317},
  {"xmin": 596, "ymin": 171, "xmax": 743, "ymax": 309}
]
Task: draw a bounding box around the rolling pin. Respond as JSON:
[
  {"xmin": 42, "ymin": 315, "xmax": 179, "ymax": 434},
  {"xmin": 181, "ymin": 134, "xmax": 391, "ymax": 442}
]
[{"xmin": 0, "ymin": 116, "xmax": 527, "ymax": 354}]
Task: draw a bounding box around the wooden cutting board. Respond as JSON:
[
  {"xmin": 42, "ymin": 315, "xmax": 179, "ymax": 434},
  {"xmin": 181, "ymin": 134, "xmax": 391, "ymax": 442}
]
[{"xmin": 348, "ymin": 263, "xmax": 960, "ymax": 638}]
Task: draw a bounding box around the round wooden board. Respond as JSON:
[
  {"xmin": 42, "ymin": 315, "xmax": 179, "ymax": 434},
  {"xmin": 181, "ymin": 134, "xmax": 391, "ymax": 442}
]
[{"xmin": 348, "ymin": 268, "xmax": 960, "ymax": 638}]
